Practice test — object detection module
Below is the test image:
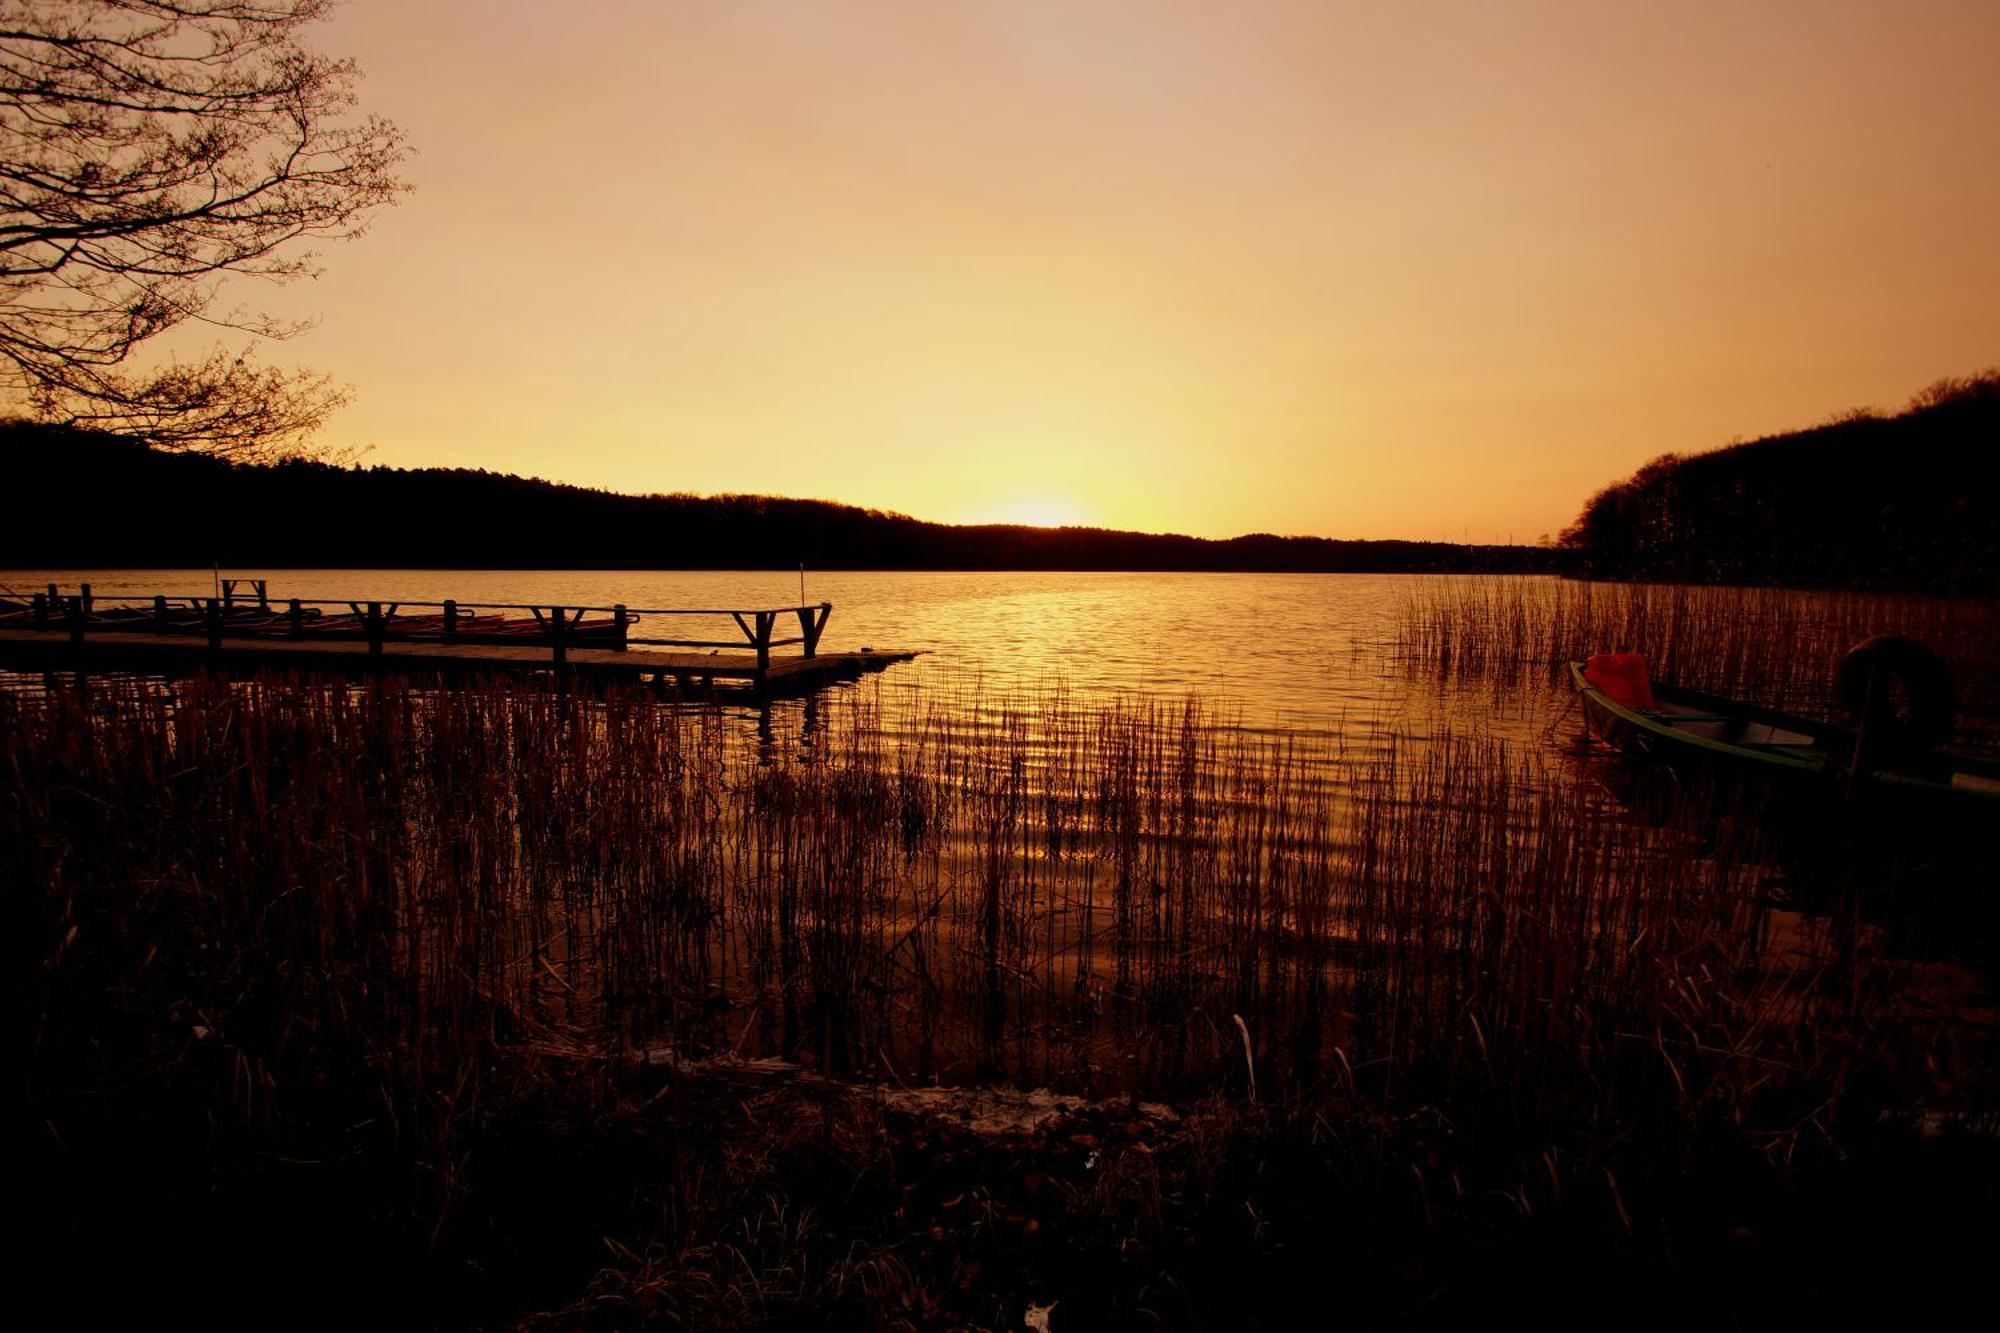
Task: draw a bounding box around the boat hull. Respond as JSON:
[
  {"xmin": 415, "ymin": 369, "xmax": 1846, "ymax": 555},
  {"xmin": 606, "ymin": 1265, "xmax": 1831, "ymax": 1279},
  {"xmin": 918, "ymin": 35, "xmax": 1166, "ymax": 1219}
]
[{"xmin": 1570, "ymin": 661, "xmax": 1998, "ymax": 956}]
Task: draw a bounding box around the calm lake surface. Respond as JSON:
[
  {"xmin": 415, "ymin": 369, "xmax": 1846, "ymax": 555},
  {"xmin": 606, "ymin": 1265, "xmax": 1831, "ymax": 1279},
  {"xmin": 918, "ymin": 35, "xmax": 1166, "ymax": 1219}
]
[{"xmin": 3, "ymin": 568, "xmax": 1555, "ymax": 755}]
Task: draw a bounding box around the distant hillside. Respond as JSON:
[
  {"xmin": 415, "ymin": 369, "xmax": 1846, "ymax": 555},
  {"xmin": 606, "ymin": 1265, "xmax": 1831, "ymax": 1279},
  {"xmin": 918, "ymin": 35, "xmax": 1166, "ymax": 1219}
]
[
  {"xmin": 1562, "ymin": 373, "xmax": 2000, "ymax": 591},
  {"xmin": 0, "ymin": 424, "xmax": 1552, "ymax": 574}
]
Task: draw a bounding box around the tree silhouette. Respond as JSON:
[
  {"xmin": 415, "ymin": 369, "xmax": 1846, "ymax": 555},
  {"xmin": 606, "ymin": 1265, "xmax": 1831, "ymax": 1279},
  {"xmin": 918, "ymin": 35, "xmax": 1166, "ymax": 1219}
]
[
  {"xmin": 0, "ymin": 0, "xmax": 408, "ymax": 456},
  {"xmin": 1559, "ymin": 371, "xmax": 1999, "ymax": 590},
  {"xmin": 0, "ymin": 423, "xmax": 1561, "ymax": 574}
]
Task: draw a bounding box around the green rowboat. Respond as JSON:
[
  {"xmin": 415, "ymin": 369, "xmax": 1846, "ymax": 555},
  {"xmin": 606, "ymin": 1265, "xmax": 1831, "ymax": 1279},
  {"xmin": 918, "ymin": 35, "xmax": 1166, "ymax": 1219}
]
[{"xmin": 1568, "ymin": 660, "xmax": 2000, "ymax": 812}]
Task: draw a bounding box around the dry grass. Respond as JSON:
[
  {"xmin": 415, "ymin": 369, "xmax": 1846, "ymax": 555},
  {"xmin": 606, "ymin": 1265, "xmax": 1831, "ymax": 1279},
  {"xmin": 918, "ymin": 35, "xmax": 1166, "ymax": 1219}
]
[
  {"xmin": 1394, "ymin": 576, "xmax": 2000, "ymax": 750},
  {"xmin": 3, "ymin": 670, "xmax": 1993, "ymax": 1323}
]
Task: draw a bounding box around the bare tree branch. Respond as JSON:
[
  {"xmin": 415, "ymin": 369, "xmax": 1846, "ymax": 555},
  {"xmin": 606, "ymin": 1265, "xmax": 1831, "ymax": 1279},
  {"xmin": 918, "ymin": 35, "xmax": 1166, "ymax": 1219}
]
[{"xmin": 0, "ymin": 0, "xmax": 407, "ymax": 456}]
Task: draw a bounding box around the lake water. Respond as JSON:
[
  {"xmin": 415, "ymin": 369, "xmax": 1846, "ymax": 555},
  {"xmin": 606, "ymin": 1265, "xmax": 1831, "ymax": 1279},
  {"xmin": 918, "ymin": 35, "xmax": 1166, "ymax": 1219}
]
[{"xmin": 2, "ymin": 568, "xmax": 1557, "ymax": 756}]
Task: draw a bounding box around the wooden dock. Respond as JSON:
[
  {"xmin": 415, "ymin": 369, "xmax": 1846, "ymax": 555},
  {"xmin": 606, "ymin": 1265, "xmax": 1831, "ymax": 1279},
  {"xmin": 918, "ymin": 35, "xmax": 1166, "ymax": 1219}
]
[{"xmin": 0, "ymin": 582, "xmax": 917, "ymax": 697}]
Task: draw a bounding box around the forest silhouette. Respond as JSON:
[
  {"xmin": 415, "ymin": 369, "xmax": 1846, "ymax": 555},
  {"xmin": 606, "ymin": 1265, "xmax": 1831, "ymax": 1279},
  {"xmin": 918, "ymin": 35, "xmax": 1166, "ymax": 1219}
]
[
  {"xmin": 0, "ymin": 423, "xmax": 1551, "ymax": 574},
  {"xmin": 9, "ymin": 371, "xmax": 1993, "ymax": 587},
  {"xmin": 1561, "ymin": 372, "xmax": 1998, "ymax": 592}
]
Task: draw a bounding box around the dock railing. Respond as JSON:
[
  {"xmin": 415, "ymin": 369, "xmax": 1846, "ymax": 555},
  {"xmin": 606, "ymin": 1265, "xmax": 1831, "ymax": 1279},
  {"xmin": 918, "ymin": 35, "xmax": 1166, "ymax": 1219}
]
[{"xmin": 2, "ymin": 583, "xmax": 835, "ymax": 673}]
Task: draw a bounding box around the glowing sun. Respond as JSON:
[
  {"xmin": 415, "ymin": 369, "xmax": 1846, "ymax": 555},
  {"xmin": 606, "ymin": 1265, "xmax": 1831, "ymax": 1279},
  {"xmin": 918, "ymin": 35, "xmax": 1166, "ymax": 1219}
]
[{"xmin": 977, "ymin": 493, "xmax": 1091, "ymax": 529}]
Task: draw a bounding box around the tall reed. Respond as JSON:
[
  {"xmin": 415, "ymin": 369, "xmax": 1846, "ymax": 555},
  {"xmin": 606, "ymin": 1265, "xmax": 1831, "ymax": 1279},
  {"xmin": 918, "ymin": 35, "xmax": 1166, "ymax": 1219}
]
[
  {"xmin": 1394, "ymin": 575, "xmax": 2000, "ymax": 749},
  {"xmin": 6, "ymin": 669, "xmax": 1987, "ymax": 1321},
  {"xmin": 6, "ymin": 674, "xmax": 1956, "ymax": 1111}
]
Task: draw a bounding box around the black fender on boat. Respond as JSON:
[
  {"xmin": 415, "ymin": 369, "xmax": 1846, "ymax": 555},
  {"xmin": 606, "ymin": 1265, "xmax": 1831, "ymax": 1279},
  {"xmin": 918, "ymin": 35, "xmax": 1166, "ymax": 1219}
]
[{"xmin": 1837, "ymin": 635, "xmax": 1956, "ymax": 754}]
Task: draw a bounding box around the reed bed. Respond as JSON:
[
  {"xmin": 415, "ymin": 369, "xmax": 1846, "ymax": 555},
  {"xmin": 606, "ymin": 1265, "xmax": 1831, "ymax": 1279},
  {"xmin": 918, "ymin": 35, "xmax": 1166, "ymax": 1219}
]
[
  {"xmin": 4, "ymin": 671, "xmax": 1990, "ymax": 1320},
  {"xmin": 1394, "ymin": 576, "xmax": 2000, "ymax": 750},
  {"xmin": 4, "ymin": 675, "xmax": 1961, "ymax": 1116}
]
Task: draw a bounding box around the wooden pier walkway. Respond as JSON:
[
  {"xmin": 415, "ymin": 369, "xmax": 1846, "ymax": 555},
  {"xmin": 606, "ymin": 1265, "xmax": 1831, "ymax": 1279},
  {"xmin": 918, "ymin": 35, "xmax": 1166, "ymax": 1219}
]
[{"xmin": 0, "ymin": 582, "xmax": 917, "ymax": 697}]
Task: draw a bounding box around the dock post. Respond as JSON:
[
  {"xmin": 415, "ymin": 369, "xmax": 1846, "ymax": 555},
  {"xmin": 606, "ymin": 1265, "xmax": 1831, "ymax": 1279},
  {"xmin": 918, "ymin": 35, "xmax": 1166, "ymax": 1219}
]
[
  {"xmin": 754, "ymin": 611, "xmax": 773, "ymax": 674},
  {"xmin": 254, "ymin": 579, "xmax": 268, "ymax": 611},
  {"xmin": 288, "ymin": 598, "xmax": 305, "ymax": 637},
  {"xmin": 612, "ymin": 604, "xmax": 629, "ymax": 651},
  {"xmin": 366, "ymin": 601, "xmax": 384, "ymax": 656},
  {"xmin": 79, "ymin": 582, "xmax": 92, "ymax": 614},
  {"xmin": 204, "ymin": 598, "xmax": 223, "ymax": 651},
  {"xmin": 443, "ymin": 599, "xmax": 458, "ymax": 640},
  {"xmin": 797, "ymin": 602, "xmax": 830, "ymax": 659},
  {"xmin": 550, "ymin": 606, "xmax": 568, "ymax": 669},
  {"xmin": 64, "ymin": 594, "xmax": 86, "ymax": 645},
  {"xmin": 153, "ymin": 594, "xmax": 169, "ymax": 628}
]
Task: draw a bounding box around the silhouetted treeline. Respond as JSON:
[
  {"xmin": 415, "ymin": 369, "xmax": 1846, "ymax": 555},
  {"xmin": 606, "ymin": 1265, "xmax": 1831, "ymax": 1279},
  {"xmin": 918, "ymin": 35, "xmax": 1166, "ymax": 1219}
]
[
  {"xmin": 1, "ymin": 424, "xmax": 1554, "ymax": 574},
  {"xmin": 1562, "ymin": 373, "xmax": 2000, "ymax": 591}
]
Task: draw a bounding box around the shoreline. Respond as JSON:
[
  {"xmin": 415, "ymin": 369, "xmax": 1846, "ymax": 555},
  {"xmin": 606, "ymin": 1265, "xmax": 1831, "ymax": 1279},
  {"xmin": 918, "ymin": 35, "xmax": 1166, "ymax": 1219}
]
[{"xmin": 5, "ymin": 588, "xmax": 1995, "ymax": 1327}]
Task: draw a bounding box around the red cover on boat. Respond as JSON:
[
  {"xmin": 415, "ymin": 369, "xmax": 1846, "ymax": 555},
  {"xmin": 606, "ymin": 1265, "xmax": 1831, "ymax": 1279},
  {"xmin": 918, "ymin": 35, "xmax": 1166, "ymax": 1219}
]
[{"xmin": 1584, "ymin": 652, "xmax": 1657, "ymax": 711}]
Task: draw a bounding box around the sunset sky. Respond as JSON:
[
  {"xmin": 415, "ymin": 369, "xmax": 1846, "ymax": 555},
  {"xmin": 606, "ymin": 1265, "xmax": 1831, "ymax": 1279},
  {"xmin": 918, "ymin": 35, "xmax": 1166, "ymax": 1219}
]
[{"xmin": 233, "ymin": 1, "xmax": 2000, "ymax": 541}]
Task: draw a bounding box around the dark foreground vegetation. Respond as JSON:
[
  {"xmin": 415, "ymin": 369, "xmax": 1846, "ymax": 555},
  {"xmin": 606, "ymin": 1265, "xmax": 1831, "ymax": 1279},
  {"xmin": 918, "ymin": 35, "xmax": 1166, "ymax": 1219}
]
[
  {"xmin": 1561, "ymin": 371, "xmax": 2000, "ymax": 591},
  {"xmin": 5, "ymin": 672, "xmax": 1996, "ymax": 1327},
  {"xmin": 0, "ymin": 421, "xmax": 1552, "ymax": 574}
]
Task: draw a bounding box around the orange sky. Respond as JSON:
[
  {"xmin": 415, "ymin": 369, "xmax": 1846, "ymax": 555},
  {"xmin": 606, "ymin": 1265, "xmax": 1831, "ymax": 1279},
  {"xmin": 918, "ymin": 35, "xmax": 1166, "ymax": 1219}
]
[{"xmin": 222, "ymin": 1, "xmax": 2000, "ymax": 541}]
